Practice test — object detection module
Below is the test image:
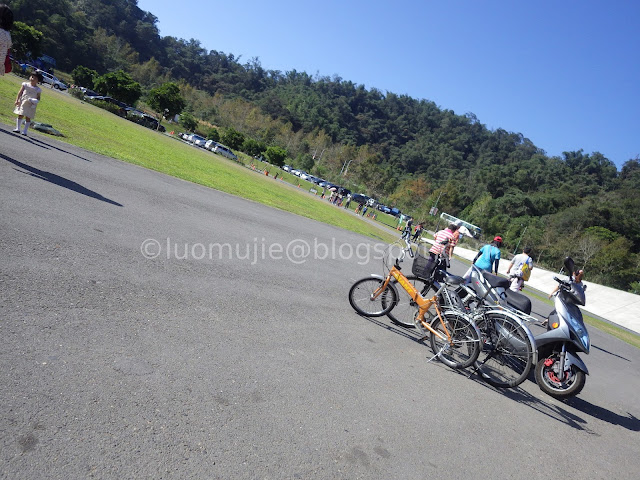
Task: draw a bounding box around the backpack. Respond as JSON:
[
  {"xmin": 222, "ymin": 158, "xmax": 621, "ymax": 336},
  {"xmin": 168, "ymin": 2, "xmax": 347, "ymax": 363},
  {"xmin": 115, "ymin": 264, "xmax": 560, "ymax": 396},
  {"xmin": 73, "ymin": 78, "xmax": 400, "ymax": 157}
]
[{"xmin": 520, "ymin": 261, "xmax": 532, "ymax": 281}]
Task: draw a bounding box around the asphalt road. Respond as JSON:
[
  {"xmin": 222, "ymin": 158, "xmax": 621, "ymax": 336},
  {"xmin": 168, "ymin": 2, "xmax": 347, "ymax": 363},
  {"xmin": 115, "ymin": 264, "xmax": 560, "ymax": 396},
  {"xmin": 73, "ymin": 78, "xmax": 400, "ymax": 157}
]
[{"xmin": 1, "ymin": 124, "xmax": 639, "ymax": 480}]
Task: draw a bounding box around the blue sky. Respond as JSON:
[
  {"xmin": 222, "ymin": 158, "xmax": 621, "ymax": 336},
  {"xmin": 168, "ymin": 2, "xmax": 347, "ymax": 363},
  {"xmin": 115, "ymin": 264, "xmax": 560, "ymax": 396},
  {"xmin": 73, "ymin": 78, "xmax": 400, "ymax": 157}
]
[{"xmin": 137, "ymin": 0, "xmax": 639, "ymax": 169}]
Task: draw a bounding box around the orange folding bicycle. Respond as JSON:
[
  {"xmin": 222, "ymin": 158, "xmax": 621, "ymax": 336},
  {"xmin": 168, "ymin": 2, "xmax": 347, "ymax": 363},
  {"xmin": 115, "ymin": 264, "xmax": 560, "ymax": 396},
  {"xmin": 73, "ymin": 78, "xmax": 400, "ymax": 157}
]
[{"xmin": 348, "ymin": 242, "xmax": 480, "ymax": 369}]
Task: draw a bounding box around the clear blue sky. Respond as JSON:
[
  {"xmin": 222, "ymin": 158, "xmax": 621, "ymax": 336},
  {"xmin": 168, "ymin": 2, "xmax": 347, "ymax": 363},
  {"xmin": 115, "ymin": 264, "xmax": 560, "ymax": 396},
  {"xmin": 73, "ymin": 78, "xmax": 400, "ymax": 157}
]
[{"xmin": 137, "ymin": 0, "xmax": 639, "ymax": 170}]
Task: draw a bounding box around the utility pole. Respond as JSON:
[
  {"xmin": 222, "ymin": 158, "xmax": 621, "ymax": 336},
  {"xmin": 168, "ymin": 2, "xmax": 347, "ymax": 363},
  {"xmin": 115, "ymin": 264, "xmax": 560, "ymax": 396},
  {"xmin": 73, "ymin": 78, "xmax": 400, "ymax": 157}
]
[
  {"xmin": 430, "ymin": 191, "xmax": 443, "ymax": 216},
  {"xmin": 513, "ymin": 225, "xmax": 528, "ymax": 255}
]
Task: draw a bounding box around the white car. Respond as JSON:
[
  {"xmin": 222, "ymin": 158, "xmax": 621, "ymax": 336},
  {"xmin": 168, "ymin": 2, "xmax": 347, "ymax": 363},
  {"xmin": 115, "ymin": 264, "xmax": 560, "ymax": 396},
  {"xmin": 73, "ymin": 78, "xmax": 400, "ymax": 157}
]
[
  {"xmin": 204, "ymin": 140, "xmax": 220, "ymax": 151},
  {"xmin": 187, "ymin": 134, "xmax": 207, "ymax": 147},
  {"xmin": 36, "ymin": 70, "xmax": 68, "ymax": 90},
  {"xmin": 212, "ymin": 144, "xmax": 238, "ymax": 160}
]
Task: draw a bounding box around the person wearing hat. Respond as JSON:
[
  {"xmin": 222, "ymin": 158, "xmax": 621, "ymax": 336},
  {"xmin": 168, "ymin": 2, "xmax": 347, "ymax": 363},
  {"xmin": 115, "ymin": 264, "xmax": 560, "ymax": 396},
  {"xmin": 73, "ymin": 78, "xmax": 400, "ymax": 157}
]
[{"xmin": 472, "ymin": 236, "xmax": 503, "ymax": 274}]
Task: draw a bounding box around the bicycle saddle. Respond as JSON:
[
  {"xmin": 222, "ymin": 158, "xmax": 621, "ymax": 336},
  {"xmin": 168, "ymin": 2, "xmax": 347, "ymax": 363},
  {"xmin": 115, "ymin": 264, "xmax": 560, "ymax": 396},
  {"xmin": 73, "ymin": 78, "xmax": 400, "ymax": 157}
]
[{"xmin": 436, "ymin": 270, "xmax": 465, "ymax": 286}]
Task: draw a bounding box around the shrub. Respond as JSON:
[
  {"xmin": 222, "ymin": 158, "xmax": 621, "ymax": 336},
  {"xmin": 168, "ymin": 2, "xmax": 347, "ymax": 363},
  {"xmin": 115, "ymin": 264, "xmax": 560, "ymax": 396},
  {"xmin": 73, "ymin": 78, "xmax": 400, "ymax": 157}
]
[
  {"xmin": 69, "ymin": 87, "xmax": 85, "ymax": 100},
  {"xmin": 89, "ymin": 99, "xmax": 125, "ymax": 116}
]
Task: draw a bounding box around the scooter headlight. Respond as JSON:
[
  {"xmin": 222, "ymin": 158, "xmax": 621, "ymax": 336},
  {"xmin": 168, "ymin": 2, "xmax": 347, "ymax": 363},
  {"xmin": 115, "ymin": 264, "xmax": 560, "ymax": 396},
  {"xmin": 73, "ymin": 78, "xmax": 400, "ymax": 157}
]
[{"xmin": 564, "ymin": 304, "xmax": 590, "ymax": 352}]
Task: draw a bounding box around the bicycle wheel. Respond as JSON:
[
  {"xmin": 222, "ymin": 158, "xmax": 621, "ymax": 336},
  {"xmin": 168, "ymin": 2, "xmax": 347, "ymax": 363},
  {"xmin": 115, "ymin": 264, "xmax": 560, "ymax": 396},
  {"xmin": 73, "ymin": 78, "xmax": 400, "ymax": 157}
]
[
  {"xmin": 348, "ymin": 277, "xmax": 398, "ymax": 317},
  {"xmin": 435, "ymin": 283, "xmax": 466, "ymax": 312},
  {"xmin": 429, "ymin": 311, "xmax": 480, "ymax": 369},
  {"xmin": 474, "ymin": 311, "xmax": 534, "ymax": 388},
  {"xmin": 385, "ymin": 276, "xmax": 431, "ymax": 328}
]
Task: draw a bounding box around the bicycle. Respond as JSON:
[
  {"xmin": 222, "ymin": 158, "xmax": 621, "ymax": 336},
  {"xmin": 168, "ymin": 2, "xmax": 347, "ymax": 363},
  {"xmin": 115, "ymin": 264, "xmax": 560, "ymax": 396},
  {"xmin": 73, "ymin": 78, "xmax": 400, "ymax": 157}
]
[
  {"xmin": 387, "ymin": 246, "xmax": 536, "ymax": 389},
  {"xmin": 455, "ymin": 264, "xmax": 537, "ymax": 388},
  {"xmin": 348, "ymin": 244, "xmax": 481, "ymax": 369},
  {"xmin": 385, "ymin": 242, "xmax": 463, "ymax": 328}
]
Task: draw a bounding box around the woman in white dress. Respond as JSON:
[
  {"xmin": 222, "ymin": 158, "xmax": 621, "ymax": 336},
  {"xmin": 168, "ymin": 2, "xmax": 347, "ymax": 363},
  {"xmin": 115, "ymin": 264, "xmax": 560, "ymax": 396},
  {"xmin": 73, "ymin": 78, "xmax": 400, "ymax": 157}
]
[
  {"xmin": 0, "ymin": 4, "xmax": 13, "ymax": 75},
  {"xmin": 13, "ymin": 72, "xmax": 42, "ymax": 136}
]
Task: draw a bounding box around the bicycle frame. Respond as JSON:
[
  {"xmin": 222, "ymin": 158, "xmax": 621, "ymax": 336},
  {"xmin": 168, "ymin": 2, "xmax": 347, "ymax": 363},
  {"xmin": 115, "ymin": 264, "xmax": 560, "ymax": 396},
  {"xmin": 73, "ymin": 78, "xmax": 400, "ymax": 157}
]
[{"xmin": 372, "ymin": 263, "xmax": 452, "ymax": 342}]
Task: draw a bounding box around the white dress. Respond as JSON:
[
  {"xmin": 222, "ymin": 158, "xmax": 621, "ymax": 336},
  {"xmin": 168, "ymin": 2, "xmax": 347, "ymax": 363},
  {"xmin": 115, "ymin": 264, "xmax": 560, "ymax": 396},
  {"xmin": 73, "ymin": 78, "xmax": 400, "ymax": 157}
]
[
  {"xmin": 0, "ymin": 28, "xmax": 11, "ymax": 75},
  {"xmin": 14, "ymin": 82, "xmax": 42, "ymax": 118}
]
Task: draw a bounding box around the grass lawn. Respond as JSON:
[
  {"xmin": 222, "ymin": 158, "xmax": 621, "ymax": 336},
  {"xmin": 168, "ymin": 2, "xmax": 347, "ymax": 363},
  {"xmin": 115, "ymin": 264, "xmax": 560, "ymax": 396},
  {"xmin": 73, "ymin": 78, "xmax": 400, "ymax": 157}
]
[{"xmin": 0, "ymin": 74, "xmax": 396, "ymax": 243}]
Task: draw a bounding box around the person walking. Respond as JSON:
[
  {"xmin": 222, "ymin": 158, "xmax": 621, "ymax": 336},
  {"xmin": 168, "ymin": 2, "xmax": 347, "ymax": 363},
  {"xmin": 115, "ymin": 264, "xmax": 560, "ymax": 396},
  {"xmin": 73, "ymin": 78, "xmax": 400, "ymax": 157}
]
[
  {"xmin": 401, "ymin": 218, "xmax": 414, "ymax": 242},
  {"xmin": 13, "ymin": 71, "xmax": 42, "ymax": 136},
  {"xmin": 472, "ymin": 236, "xmax": 503, "ymax": 274},
  {"xmin": 0, "ymin": 4, "xmax": 13, "ymax": 76},
  {"xmin": 412, "ymin": 222, "xmax": 424, "ymax": 242},
  {"xmin": 449, "ymin": 224, "xmax": 462, "ymax": 256},
  {"xmin": 506, "ymin": 246, "xmax": 534, "ymax": 291},
  {"xmin": 429, "ymin": 223, "xmax": 459, "ymax": 258}
]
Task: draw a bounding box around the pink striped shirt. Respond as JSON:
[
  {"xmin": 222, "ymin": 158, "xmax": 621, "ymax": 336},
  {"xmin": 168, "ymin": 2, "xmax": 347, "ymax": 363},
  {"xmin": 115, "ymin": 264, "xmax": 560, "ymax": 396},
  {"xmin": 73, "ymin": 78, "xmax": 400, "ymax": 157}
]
[{"xmin": 429, "ymin": 228, "xmax": 455, "ymax": 255}]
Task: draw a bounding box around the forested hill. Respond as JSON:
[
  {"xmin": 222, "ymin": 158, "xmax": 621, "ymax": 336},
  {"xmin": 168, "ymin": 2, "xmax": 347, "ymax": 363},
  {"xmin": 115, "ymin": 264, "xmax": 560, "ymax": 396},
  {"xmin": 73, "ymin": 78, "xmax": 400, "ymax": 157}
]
[{"xmin": 8, "ymin": 0, "xmax": 640, "ymax": 292}]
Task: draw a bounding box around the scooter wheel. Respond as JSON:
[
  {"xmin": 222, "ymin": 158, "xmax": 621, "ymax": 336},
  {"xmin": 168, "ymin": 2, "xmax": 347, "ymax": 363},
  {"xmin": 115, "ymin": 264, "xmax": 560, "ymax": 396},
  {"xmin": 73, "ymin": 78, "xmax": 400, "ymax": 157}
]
[{"xmin": 534, "ymin": 355, "xmax": 586, "ymax": 399}]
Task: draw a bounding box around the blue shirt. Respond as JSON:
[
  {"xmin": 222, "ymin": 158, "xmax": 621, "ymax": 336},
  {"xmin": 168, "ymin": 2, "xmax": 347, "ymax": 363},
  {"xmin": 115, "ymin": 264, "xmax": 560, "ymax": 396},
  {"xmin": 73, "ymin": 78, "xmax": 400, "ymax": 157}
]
[{"xmin": 475, "ymin": 244, "xmax": 501, "ymax": 272}]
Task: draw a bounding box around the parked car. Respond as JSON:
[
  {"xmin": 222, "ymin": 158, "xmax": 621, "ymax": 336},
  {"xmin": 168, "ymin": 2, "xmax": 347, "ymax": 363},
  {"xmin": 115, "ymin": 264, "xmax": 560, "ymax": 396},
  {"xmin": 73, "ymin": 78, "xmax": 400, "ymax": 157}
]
[
  {"xmin": 36, "ymin": 70, "xmax": 67, "ymax": 90},
  {"xmin": 282, "ymin": 165, "xmax": 292, "ymax": 172},
  {"xmin": 100, "ymin": 96, "xmax": 128, "ymax": 109},
  {"xmin": 212, "ymin": 144, "xmax": 238, "ymax": 160},
  {"xmin": 126, "ymin": 108, "xmax": 164, "ymax": 131},
  {"xmin": 186, "ymin": 134, "xmax": 207, "ymax": 146},
  {"xmin": 204, "ymin": 140, "xmax": 220, "ymax": 151},
  {"xmin": 351, "ymin": 193, "xmax": 370, "ymax": 205},
  {"xmin": 79, "ymin": 86, "xmax": 100, "ymax": 98}
]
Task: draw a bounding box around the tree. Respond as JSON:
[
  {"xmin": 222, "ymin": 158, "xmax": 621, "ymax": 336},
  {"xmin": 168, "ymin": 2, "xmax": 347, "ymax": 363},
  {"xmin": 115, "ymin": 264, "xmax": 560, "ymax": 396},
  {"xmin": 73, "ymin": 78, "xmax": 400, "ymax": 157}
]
[
  {"xmin": 221, "ymin": 127, "xmax": 245, "ymax": 150},
  {"xmin": 180, "ymin": 112, "xmax": 198, "ymax": 132},
  {"xmin": 207, "ymin": 128, "xmax": 220, "ymax": 141},
  {"xmin": 10, "ymin": 22, "xmax": 43, "ymax": 61},
  {"xmin": 71, "ymin": 65, "xmax": 98, "ymax": 88},
  {"xmin": 241, "ymin": 138, "xmax": 265, "ymax": 157},
  {"xmin": 93, "ymin": 70, "xmax": 142, "ymax": 105},
  {"xmin": 146, "ymin": 82, "xmax": 186, "ymax": 118},
  {"xmin": 264, "ymin": 146, "xmax": 288, "ymax": 166}
]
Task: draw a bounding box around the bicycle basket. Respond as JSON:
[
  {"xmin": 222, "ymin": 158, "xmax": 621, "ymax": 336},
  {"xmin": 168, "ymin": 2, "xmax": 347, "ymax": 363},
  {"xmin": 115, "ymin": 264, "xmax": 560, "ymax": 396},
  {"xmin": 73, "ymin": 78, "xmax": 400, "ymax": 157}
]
[{"xmin": 412, "ymin": 252, "xmax": 437, "ymax": 279}]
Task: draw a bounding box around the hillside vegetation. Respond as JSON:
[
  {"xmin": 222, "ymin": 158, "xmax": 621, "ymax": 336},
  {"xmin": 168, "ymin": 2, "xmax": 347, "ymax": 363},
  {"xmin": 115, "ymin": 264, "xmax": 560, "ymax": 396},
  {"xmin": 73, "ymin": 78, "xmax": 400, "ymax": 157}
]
[{"xmin": 9, "ymin": 0, "xmax": 640, "ymax": 292}]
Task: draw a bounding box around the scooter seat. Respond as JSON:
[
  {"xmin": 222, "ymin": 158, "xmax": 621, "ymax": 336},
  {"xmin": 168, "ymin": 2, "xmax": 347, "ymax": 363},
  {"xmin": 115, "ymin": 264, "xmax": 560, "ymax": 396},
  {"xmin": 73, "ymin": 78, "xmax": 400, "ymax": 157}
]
[
  {"xmin": 504, "ymin": 289, "xmax": 532, "ymax": 315},
  {"xmin": 482, "ymin": 272, "xmax": 511, "ymax": 289}
]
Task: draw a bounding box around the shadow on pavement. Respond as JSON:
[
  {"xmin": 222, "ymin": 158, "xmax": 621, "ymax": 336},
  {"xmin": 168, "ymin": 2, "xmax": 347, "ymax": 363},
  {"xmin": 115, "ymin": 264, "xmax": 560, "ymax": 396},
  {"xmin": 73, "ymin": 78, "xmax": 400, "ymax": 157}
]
[
  {"xmin": 0, "ymin": 127, "xmax": 93, "ymax": 162},
  {"xmin": 0, "ymin": 152, "xmax": 123, "ymax": 207},
  {"xmin": 355, "ymin": 308, "xmax": 639, "ymax": 433}
]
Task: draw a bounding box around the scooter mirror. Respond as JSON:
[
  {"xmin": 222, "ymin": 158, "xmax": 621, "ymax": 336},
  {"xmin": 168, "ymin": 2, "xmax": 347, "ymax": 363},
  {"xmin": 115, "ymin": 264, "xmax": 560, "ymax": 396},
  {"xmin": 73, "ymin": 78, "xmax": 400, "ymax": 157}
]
[{"xmin": 564, "ymin": 257, "xmax": 576, "ymax": 276}]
